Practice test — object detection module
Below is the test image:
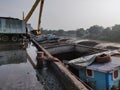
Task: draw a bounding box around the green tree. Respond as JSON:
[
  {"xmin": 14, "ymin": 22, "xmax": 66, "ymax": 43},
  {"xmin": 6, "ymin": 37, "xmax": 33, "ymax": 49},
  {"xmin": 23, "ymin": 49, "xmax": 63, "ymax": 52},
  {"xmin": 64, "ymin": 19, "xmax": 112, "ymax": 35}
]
[
  {"xmin": 100, "ymin": 27, "xmax": 112, "ymax": 40},
  {"xmin": 56, "ymin": 29, "xmax": 65, "ymax": 36},
  {"xmin": 86, "ymin": 25, "xmax": 104, "ymax": 39},
  {"xmin": 111, "ymin": 24, "xmax": 120, "ymax": 41},
  {"xmin": 76, "ymin": 28, "xmax": 85, "ymax": 37}
]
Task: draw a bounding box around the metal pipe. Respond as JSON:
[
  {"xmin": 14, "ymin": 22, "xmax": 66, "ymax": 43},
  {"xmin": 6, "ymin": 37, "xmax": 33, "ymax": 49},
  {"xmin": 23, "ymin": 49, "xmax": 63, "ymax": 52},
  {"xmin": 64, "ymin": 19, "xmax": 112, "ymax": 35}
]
[{"xmin": 36, "ymin": 51, "xmax": 44, "ymax": 68}]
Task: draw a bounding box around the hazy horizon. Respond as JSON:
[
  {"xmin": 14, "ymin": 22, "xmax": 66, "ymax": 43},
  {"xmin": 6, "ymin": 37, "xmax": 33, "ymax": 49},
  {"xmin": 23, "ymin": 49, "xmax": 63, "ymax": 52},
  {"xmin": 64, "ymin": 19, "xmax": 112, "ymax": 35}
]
[{"xmin": 0, "ymin": 0, "xmax": 120, "ymax": 30}]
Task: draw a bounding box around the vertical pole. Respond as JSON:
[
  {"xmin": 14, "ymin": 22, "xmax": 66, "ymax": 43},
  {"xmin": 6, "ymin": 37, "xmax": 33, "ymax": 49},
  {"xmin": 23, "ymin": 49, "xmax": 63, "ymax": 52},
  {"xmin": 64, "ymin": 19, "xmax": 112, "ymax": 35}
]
[
  {"xmin": 22, "ymin": 11, "xmax": 25, "ymax": 20},
  {"xmin": 36, "ymin": 51, "xmax": 44, "ymax": 68}
]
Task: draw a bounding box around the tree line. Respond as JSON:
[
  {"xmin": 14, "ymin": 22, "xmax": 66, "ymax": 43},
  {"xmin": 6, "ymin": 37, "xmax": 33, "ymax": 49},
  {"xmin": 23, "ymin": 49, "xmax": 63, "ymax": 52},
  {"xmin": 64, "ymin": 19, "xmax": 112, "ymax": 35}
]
[{"xmin": 41, "ymin": 24, "xmax": 120, "ymax": 42}]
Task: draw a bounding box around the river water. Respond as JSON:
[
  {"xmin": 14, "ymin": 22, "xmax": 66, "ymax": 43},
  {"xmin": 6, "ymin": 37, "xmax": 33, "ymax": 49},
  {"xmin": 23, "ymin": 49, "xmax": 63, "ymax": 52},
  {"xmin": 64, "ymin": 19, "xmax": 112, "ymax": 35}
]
[{"xmin": 0, "ymin": 42, "xmax": 44, "ymax": 90}]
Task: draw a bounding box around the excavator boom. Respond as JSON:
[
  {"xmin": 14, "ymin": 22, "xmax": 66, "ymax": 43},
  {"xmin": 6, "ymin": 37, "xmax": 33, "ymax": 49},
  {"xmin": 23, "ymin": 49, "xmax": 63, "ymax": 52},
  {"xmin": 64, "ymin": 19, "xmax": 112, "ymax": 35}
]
[
  {"xmin": 24, "ymin": 0, "xmax": 41, "ymax": 22},
  {"xmin": 24, "ymin": 0, "xmax": 44, "ymax": 35},
  {"xmin": 37, "ymin": 0, "xmax": 44, "ymax": 31}
]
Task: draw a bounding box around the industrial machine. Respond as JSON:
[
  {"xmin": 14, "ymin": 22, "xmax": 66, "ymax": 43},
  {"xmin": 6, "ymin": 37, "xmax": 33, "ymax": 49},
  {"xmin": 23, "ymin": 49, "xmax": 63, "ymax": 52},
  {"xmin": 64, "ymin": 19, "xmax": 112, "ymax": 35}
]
[
  {"xmin": 0, "ymin": 0, "xmax": 44, "ymax": 42},
  {"xmin": 24, "ymin": 0, "xmax": 44, "ymax": 36},
  {"xmin": 0, "ymin": 17, "xmax": 26, "ymax": 41}
]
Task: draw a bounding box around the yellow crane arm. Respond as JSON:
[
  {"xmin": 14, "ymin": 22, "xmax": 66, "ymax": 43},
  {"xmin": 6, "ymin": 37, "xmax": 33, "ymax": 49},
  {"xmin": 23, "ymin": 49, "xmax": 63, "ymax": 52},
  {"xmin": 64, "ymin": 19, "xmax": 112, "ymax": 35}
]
[
  {"xmin": 25, "ymin": 0, "xmax": 41, "ymax": 22},
  {"xmin": 37, "ymin": 0, "xmax": 44, "ymax": 31},
  {"xmin": 24, "ymin": 0, "xmax": 45, "ymax": 35}
]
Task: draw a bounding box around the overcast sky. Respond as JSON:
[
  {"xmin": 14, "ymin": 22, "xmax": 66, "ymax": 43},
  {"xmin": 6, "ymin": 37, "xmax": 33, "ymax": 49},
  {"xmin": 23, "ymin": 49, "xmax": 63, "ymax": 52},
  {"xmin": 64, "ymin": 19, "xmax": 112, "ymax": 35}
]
[{"xmin": 0, "ymin": 0, "xmax": 120, "ymax": 30}]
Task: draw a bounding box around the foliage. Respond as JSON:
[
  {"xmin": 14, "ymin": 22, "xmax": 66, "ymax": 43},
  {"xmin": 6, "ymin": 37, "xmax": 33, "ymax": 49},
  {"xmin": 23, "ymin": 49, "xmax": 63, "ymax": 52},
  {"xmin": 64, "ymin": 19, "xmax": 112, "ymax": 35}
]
[
  {"xmin": 76, "ymin": 28, "xmax": 85, "ymax": 38},
  {"xmin": 41, "ymin": 24, "xmax": 120, "ymax": 42}
]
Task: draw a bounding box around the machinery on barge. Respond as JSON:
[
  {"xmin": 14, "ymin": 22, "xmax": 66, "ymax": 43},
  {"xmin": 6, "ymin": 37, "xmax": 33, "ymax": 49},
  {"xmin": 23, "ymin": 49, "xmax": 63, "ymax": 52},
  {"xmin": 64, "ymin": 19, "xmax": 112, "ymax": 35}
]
[{"xmin": 0, "ymin": 17, "xmax": 26, "ymax": 42}]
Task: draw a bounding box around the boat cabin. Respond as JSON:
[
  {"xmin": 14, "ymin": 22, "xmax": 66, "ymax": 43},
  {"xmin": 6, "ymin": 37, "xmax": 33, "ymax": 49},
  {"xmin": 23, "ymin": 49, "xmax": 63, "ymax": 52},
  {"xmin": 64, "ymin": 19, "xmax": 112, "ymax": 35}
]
[{"xmin": 71, "ymin": 52, "xmax": 120, "ymax": 90}]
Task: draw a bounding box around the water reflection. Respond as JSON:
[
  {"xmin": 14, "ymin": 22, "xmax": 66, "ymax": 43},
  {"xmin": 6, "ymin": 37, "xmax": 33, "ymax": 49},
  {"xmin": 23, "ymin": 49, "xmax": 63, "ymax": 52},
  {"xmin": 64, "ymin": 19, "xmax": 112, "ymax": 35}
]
[
  {"xmin": 0, "ymin": 50, "xmax": 26, "ymax": 65},
  {"xmin": 0, "ymin": 42, "xmax": 44, "ymax": 90},
  {"xmin": 0, "ymin": 42, "xmax": 26, "ymax": 66}
]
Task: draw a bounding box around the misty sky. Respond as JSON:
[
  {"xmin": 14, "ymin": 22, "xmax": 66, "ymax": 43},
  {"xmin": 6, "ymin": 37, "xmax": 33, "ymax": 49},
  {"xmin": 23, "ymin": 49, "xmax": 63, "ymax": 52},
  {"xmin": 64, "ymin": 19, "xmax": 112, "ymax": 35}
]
[{"xmin": 0, "ymin": 0, "xmax": 120, "ymax": 30}]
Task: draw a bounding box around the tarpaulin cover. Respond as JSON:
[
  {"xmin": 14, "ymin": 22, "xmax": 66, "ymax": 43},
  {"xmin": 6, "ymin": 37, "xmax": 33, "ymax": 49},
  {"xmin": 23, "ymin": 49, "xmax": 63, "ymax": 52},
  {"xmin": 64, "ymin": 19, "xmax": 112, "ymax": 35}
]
[{"xmin": 68, "ymin": 50, "xmax": 119, "ymax": 70}]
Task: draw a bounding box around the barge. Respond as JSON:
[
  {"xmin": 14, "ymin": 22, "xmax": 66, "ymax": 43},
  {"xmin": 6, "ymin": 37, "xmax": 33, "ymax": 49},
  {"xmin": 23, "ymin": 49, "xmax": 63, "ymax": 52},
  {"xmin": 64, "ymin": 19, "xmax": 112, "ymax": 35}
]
[
  {"xmin": 31, "ymin": 39, "xmax": 107, "ymax": 90},
  {"xmin": 31, "ymin": 38, "xmax": 120, "ymax": 90}
]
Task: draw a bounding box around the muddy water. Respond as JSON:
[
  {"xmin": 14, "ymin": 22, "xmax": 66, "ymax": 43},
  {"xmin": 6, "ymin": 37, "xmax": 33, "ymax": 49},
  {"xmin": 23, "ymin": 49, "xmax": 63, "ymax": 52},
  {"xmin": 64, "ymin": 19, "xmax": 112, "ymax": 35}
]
[{"xmin": 0, "ymin": 43, "xmax": 44, "ymax": 90}]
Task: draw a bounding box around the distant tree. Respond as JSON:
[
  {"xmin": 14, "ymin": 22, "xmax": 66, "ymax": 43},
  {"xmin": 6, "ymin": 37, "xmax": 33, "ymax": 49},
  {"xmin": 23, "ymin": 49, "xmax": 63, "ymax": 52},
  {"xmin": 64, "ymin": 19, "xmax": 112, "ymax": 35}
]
[
  {"xmin": 99, "ymin": 27, "xmax": 112, "ymax": 40},
  {"xmin": 101, "ymin": 27, "xmax": 111, "ymax": 36},
  {"xmin": 56, "ymin": 29, "xmax": 65, "ymax": 36},
  {"xmin": 41, "ymin": 29, "xmax": 49, "ymax": 34},
  {"xmin": 86, "ymin": 25, "xmax": 104, "ymax": 39},
  {"xmin": 67, "ymin": 30, "xmax": 75, "ymax": 34},
  {"xmin": 65, "ymin": 30, "xmax": 76, "ymax": 37},
  {"xmin": 87, "ymin": 25, "xmax": 103, "ymax": 34},
  {"xmin": 40, "ymin": 24, "xmax": 120, "ymax": 42},
  {"xmin": 76, "ymin": 28, "xmax": 85, "ymax": 37},
  {"xmin": 111, "ymin": 24, "xmax": 120, "ymax": 41},
  {"xmin": 112, "ymin": 24, "xmax": 120, "ymax": 31}
]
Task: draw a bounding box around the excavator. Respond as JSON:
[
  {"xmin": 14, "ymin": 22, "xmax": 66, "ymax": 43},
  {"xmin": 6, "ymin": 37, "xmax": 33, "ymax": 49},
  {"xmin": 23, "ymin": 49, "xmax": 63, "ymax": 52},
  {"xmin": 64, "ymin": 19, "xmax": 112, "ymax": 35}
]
[
  {"xmin": 24, "ymin": 0, "xmax": 59, "ymax": 42},
  {"xmin": 0, "ymin": 0, "xmax": 42, "ymax": 42},
  {"xmin": 24, "ymin": 0, "xmax": 44, "ymax": 36},
  {"xmin": 0, "ymin": 0, "xmax": 57, "ymax": 42}
]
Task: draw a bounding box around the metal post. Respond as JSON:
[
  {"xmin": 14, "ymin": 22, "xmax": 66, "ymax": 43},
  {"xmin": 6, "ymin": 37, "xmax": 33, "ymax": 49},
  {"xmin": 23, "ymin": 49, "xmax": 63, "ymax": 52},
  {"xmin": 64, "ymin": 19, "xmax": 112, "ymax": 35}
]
[{"xmin": 36, "ymin": 51, "xmax": 44, "ymax": 68}]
